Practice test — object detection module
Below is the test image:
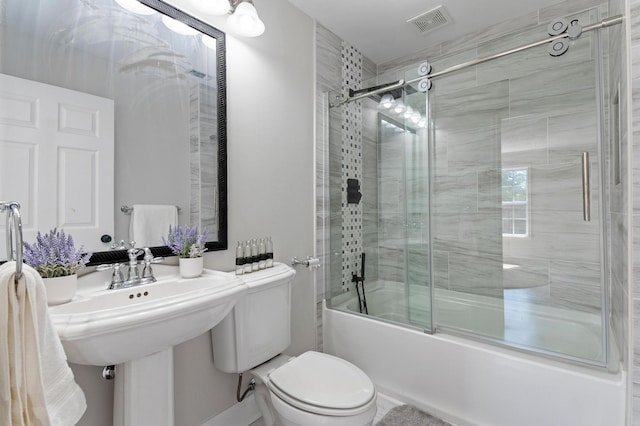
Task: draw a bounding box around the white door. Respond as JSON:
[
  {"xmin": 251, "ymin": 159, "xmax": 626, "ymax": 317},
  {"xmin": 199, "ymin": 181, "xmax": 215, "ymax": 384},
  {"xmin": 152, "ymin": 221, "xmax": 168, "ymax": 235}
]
[{"xmin": 0, "ymin": 73, "xmax": 114, "ymax": 259}]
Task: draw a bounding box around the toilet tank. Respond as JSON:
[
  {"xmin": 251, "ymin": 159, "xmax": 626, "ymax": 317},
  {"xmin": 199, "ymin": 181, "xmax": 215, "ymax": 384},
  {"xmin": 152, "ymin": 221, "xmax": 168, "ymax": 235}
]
[{"xmin": 211, "ymin": 263, "xmax": 296, "ymax": 373}]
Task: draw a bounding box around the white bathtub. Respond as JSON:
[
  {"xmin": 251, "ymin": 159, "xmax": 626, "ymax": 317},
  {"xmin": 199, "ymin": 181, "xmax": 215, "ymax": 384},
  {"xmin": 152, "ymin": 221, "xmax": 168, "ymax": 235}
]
[
  {"xmin": 334, "ymin": 281, "xmax": 605, "ymax": 363},
  {"xmin": 325, "ymin": 282, "xmax": 625, "ymax": 426}
]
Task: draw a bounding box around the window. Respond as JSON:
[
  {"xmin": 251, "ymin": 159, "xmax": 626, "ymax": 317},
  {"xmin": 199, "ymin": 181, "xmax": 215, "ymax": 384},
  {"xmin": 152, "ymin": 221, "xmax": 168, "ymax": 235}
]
[{"xmin": 502, "ymin": 168, "xmax": 529, "ymax": 237}]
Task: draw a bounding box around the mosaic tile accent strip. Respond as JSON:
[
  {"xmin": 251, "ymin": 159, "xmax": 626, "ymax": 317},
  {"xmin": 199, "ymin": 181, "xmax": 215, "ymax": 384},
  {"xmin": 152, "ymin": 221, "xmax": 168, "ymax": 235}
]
[{"xmin": 341, "ymin": 41, "xmax": 363, "ymax": 292}]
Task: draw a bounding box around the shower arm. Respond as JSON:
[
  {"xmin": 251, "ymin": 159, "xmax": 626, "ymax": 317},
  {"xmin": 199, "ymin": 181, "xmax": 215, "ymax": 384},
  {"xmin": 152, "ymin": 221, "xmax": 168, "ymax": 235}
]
[{"xmin": 334, "ymin": 15, "xmax": 622, "ymax": 107}]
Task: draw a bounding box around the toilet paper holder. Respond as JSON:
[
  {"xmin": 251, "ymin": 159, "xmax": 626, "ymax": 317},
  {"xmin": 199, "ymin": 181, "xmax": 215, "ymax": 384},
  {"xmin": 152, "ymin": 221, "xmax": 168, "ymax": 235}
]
[{"xmin": 291, "ymin": 256, "xmax": 321, "ymax": 270}]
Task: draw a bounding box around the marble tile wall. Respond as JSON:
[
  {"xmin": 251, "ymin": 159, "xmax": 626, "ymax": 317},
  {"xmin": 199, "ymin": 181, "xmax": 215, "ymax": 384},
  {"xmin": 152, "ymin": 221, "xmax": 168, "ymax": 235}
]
[{"xmin": 381, "ymin": 3, "xmax": 611, "ymax": 310}]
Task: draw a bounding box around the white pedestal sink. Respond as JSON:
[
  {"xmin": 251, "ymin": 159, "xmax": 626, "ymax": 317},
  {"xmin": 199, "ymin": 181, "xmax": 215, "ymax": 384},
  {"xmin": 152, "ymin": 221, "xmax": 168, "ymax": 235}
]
[{"xmin": 49, "ymin": 266, "xmax": 247, "ymax": 426}]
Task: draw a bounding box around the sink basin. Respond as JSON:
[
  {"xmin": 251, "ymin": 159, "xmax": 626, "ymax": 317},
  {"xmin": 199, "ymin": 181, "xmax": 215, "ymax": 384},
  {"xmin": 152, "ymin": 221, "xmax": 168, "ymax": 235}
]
[{"xmin": 49, "ymin": 266, "xmax": 247, "ymax": 365}]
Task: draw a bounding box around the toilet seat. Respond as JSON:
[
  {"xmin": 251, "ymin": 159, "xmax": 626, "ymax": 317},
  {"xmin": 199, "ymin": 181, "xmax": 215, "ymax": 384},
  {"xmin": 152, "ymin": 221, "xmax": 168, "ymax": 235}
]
[{"xmin": 267, "ymin": 351, "xmax": 376, "ymax": 417}]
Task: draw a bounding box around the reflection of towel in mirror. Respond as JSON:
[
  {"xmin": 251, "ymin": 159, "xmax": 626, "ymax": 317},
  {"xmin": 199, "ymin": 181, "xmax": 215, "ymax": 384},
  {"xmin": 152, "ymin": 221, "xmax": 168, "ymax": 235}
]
[
  {"xmin": 129, "ymin": 204, "xmax": 179, "ymax": 247},
  {"xmin": 0, "ymin": 262, "xmax": 86, "ymax": 426}
]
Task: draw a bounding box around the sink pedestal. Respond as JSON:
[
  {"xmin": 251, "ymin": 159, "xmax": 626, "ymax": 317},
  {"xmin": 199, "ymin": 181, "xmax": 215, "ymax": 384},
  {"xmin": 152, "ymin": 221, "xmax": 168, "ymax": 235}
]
[{"xmin": 113, "ymin": 348, "xmax": 174, "ymax": 426}]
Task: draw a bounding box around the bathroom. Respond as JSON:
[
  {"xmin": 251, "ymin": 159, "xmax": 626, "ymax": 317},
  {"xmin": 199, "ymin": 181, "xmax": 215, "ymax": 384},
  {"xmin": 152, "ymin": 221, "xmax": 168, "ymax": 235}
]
[{"xmin": 0, "ymin": 0, "xmax": 639, "ymax": 424}]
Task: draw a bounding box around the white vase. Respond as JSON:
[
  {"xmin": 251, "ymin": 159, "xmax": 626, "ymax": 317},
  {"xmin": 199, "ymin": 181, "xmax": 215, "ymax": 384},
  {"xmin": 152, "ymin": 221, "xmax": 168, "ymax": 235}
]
[
  {"xmin": 43, "ymin": 274, "xmax": 77, "ymax": 305},
  {"xmin": 179, "ymin": 257, "xmax": 204, "ymax": 278}
]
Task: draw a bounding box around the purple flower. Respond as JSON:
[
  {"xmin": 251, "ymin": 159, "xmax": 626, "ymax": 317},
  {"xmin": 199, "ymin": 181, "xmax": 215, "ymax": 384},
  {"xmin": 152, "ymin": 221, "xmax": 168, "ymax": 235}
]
[
  {"xmin": 162, "ymin": 225, "xmax": 208, "ymax": 258},
  {"xmin": 23, "ymin": 228, "xmax": 92, "ymax": 278}
]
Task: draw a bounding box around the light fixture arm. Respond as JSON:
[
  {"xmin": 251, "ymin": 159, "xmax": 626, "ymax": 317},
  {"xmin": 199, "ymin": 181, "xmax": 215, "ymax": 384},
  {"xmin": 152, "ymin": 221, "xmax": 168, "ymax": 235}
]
[{"xmin": 228, "ymin": 0, "xmax": 253, "ymax": 13}]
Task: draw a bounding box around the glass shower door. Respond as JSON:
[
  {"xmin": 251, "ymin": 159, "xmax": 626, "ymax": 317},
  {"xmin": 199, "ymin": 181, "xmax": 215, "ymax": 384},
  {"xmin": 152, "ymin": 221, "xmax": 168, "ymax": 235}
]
[{"xmin": 426, "ymin": 7, "xmax": 607, "ymax": 364}]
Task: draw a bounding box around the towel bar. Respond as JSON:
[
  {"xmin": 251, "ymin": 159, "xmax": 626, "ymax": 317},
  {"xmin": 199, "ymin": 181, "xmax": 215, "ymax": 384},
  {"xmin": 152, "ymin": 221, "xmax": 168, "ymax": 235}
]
[{"xmin": 121, "ymin": 205, "xmax": 181, "ymax": 214}]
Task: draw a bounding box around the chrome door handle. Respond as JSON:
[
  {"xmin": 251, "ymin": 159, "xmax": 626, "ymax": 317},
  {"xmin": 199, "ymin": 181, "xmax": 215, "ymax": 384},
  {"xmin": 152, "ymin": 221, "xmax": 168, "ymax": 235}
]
[{"xmin": 582, "ymin": 151, "xmax": 590, "ymax": 222}]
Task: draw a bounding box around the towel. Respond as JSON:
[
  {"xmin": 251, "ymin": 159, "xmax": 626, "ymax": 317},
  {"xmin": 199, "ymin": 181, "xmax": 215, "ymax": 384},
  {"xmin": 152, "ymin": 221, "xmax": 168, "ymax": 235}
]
[
  {"xmin": 129, "ymin": 204, "xmax": 179, "ymax": 247},
  {"xmin": 0, "ymin": 262, "xmax": 86, "ymax": 426}
]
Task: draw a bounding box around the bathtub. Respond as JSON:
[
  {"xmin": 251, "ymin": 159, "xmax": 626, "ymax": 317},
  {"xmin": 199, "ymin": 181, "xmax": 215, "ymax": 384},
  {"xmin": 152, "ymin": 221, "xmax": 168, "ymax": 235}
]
[
  {"xmin": 325, "ymin": 282, "xmax": 625, "ymax": 426},
  {"xmin": 333, "ymin": 281, "xmax": 605, "ymax": 363}
]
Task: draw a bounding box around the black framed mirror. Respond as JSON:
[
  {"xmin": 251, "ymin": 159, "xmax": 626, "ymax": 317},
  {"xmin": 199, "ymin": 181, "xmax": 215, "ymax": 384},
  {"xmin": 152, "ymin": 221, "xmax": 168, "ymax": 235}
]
[{"xmin": 0, "ymin": 0, "xmax": 227, "ymax": 265}]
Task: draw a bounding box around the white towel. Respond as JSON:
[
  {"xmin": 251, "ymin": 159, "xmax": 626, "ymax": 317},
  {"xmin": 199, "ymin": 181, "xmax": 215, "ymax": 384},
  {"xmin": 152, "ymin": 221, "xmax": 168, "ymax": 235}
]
[
  {"xmin": 0, "ymin": 262, "xmax": 86, "ymax": 426},
  {"xmin": 129, "ymin": 204, "xmax": 179, "ymax": 247}
]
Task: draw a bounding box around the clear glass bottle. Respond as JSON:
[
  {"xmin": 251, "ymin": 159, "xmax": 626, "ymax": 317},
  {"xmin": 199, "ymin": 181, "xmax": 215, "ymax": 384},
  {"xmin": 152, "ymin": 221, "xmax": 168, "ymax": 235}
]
[
  {"xmin": 258, "ymin": 238, "xmax": 266, "ymax": 270},
  {"xmin": 266, "ymin": 236, "xmax": 274, "ymax": 268},
  {"xmin": 243, "ymin": 240, "xmax": 252, "ymax": 274},
  {"xmin": 235, "ymin": 241, "xmax": 244, "ymax": 275},
  {"xmin": 251, "ymin": 239, "xmax": 259, "ymax": 272}
]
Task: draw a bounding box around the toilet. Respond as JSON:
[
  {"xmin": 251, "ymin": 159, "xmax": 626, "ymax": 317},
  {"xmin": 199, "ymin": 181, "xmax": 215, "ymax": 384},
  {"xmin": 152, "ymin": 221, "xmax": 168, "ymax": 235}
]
[{"xmin": 211, "ymin": 263, "xmax": 377, "ymax": 426}]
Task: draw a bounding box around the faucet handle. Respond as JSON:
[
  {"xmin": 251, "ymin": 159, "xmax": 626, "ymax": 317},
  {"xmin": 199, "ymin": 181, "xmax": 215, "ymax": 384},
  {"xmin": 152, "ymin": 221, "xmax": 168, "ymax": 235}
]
[
  {"xmin": 143, "ymin": 247, "xmax": 164, "ymax": 264},
  {"xmin": 141, "ymin": 248, "xmax": 162, "ymax": 281},
  {"xmin": 98, "ymin": 263, "xmax": 125, "ymax": 290},
  {"xmin": 127, "ymin": 247, "xmax": 144, "ymax": 261}
]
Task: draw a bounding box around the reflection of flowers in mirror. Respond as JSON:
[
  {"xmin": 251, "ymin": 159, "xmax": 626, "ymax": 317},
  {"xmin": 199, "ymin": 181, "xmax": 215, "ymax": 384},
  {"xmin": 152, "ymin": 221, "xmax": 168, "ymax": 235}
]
[{"xmin": 24, "ymin": 228, "xmax": 91, "ymax": 278}]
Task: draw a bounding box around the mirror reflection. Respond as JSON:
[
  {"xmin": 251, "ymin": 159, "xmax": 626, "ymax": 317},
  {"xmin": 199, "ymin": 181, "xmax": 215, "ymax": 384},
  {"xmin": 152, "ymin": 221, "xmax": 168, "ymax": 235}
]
[{"xmin": 0, "ymin": 0, "xmax": 227, "ymax": 262}]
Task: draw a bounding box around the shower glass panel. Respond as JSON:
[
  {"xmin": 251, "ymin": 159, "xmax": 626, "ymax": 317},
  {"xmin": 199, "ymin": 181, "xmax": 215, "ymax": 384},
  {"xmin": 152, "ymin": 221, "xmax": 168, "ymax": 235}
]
[
  {"xmin": 326, "ymin": 6, "xmax": 609, "ymax": 366},
  {"xmin": 427, "ymin": 7, "xmax": 607, "ymax": 365},
  {"xmin": 326, "ymin": 83, "xmax": 433, "ymax": 332}
]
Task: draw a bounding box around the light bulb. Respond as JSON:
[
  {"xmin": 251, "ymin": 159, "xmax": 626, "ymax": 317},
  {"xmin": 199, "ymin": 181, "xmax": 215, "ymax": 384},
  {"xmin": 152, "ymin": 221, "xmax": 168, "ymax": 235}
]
[
  {"xmin": 115, "ymin": 0, "xmax": 156, "ymax": 15},
  {"xmin": 411, "ymin": 112, "xmax": 421, "ymax": 124},
  {"xmin": 228, "ymin": 2, "xmax": 265, "ymax": 37},
  {"xmin": 418, "ymin": 118, "xmax": 426, "ymax": 128},
  {"xmin": 189, "ymin": 0, "xmax": 230, "ymax": 15},
  {"xmin": 379, "ymin": 94, "xmax": 395, "ymax": 109},
  {"xmin": 403, "ymin": 106, "xmax": 413, "ymax": 119},
  {"xmin": 162, "ymin": 15, "xmax": 198, "ymax": 36},
  {"xmin": 393, "ymin": 102, "xmax": 405, "ymax": 114}
]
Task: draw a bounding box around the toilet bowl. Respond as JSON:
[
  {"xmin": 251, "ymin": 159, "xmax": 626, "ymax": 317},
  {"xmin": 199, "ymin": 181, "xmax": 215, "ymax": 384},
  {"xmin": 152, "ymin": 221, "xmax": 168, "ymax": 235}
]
[
  {"xmin": 211, "ymin": 264, "xmax": 377, "ymax": 426},
  {"xmin": 250, "ymin": 352, "xmax": 377, "ymax": 426}
]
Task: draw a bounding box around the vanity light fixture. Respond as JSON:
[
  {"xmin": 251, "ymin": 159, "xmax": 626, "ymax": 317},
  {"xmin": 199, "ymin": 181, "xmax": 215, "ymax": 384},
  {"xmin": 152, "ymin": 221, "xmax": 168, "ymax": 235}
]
[
  {"xmin": 162, "ymin": 15, "xmax": 199, "ymax": 35},
  {"xmin": 189, "ymin": 0, "xmax": 231, "ymax": 15},
  {"xmin": 190, "ymin": 0, "xmax": 265, "ymax": 37},
  {"xmin": 228, "ymin": 1, "xmax": 265, "ymax": 37},
  {"xmin": 115, "ymin": 0, "xmax": 156, "ymax": 15}
]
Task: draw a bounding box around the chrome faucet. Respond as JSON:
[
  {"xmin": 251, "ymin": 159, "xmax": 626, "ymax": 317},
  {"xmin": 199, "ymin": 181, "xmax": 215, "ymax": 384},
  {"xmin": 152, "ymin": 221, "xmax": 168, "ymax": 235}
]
[
  {"xmin": 126, "ymin": 247, "xmax": 144, "ymax": 283},
  {"xmin": 98, "ymin": 246, "xmax": 164, "ymax": 290}
]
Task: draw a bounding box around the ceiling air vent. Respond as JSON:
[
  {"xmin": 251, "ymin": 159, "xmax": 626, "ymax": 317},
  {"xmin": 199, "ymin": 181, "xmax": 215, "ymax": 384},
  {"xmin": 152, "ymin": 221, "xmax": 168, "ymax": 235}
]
[{"xmin": 407, "ymin": 5, "xmax": 451, "ymax": 35}]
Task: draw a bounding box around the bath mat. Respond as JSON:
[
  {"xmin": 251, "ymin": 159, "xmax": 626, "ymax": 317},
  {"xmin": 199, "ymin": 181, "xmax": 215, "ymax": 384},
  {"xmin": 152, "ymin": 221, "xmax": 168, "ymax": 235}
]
[{"xmin": 376, "ymin": 404, "xmax": 453, "ymax": 426}]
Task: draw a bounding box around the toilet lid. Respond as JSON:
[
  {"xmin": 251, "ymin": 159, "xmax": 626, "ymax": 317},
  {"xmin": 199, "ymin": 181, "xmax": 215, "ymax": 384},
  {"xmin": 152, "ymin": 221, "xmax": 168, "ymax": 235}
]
[{"xmin": 267, "ymin": 351, "xmax": 375, "ymax": 411}]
